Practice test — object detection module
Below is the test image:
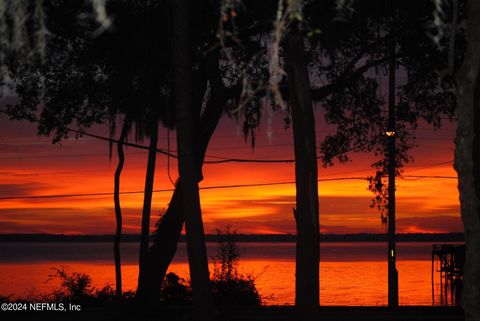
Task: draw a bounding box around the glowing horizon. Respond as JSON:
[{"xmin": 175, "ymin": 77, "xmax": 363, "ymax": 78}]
[{"xmin": 0, "ymin": 112, "xmax": 461, "ymax": 235}]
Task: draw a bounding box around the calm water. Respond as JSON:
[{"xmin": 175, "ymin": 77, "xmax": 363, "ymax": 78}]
[{"xmin": 0, "ymin": 242, "xmax": 447, "ymax": 305}]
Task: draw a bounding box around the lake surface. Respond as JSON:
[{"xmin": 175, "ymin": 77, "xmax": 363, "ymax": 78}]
[{"xmin": 0, "ymin": 242, "xmax": 449, "ymax": 305}]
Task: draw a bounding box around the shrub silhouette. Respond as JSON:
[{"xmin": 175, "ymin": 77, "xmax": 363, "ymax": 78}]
[
  {"xmin": 158, "ymin": 227, "xmax": 262, "ymax": 306},
  {"xmin": 211, "ymin": 227, "xmax": 261, "ymax": 306},
  {"xmin": 49, "ymin": 267, "xmax": 93, "ymax": 302},
  {"xmin": 160, "ymin": 272, "xmax": 192, "ymax": 304},
  {"xmin": 47, "ymin": 267, "xmax": 116, "ymax": 305},
  {"xmin": 8, "ymin": 232, "xmax": 262, "ymax": 308}
]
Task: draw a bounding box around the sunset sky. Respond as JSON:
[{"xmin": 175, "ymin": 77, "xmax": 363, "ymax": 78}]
[{"xmin": 0, "ymin": 108, "xmax": 461, "ymax": 235}]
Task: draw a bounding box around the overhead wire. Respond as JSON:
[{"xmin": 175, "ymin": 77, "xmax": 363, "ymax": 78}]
[
  {"xmin": 0, "ymin": 174, "xmax": 457, "ymax": 201},
  {"xmin": 0, "ymin": 110, "xmax": 459, "ymax": 194},
  {"xmin": 0, "ymin": 108, "xmax": 382, "ymax": 164},
  {"xmin": 0, "ymin": 177, "xmax": 366, "ymax": 201},
  {"xmin": 403, "ymin": 159, "xmax": 453, "ymax": 173},
  {"xmin": 402, "ymin": 175, "xmax": 456, "ymax": 179},
  {"xmin": 0, "ymin": 109, "xmax": 458, "ymax": 166}
]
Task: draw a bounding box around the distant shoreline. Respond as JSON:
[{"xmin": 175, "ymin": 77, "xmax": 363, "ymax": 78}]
[{"xmin": 0, "ymin": 233, "xmax": 464, "ymax": 243}]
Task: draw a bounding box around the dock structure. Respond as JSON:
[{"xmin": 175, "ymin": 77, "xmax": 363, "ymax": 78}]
[{"xmin": 431, "ymin": 244, "xmax": 465, "ymax": 306}]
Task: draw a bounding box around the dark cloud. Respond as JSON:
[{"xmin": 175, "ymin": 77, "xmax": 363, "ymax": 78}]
[
  {"xmin": 0, "ymin": 183, "xmax": 46, "ymax": 197},
  {"xmin": 0, "ymin": 220, "xmax": 46, "ymax": 234},
  {"xmin": 397, "ymin": 215, "xmax": 463, "ymax": 233},
  {"xmin": 0, "ymin": 171, "xmax": 42, "ymax": 177},
  {"xmin": 0, "ymin": 207, "xmax": 114, "ymax": 234}
]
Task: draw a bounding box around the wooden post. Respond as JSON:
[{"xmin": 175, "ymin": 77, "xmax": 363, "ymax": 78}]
[{"xmin": 387, "ymin": 1, "xmax": 399, "ymax": 307}]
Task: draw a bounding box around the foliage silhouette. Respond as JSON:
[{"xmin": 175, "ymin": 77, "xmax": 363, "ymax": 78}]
[
  {"xmin": 160, "ymin": 272, "xmax": 192, "ymax": 305},
  {"xmin": 211, "ymin": 227, "xmax": 261, "ymax": 307},
  {"xmin": 1, "ymin": 1, "xmax": 174, "ymax": 305}
]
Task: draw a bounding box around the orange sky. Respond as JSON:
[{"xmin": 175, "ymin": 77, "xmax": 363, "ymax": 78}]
[{"xmin": 0, "ymin": 110, "xmax": 462, "ymax": 235}]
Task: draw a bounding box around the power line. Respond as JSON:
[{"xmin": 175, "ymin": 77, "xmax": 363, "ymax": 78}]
[
  {"xmin": 0, "ymin": 177, "xmax": 366, "ymax": 201},
  {"xmin": 204, "ymin": 138, "xmax": 379, "ymax": 164},
  {"xmin": 0, "ymin": 109, "xmax": 375, "ymax": 164},
  {"xmin": 0, "ymin": 163, "xmax": 179, "ymax": 176},
  {"xmin": 403, "ymin": 160, "xmax": 453, "ymax": 173},
  {"xmin": 402, "ymin": 175, "xmax": 456, "ymax": 179},
  {"xmin": 0, "ymin": 175, "xmax": 458, "ymax": 201},
  {"xmin": 0, "ymin": 160, "xmax": 456, "ymax": 179},
  {"xmin": 414, "ymin": 137, "xmax": 454, "ymax": 141},
  {"xmin": 0, "ymin": 109, "xmax": 458, "ymax": 167},
  {"xmin": 0, "ymin": 151, "xmax": 147, "ymax": 160},
  {"xmin": 0, "ymin": 109, "xmax": 183, "ymax": 159},
  {"xmin": 0, "ymin": 140, "xmax": 452, "ymax": 162},
  {"xmin": 0, "ymin": 134, "xmax": 452, "ymax": 147}
]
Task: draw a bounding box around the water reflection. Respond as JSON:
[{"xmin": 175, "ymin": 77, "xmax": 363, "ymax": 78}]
[{"xmin": 0, "ymin": 242, "xmax": 443, "ymax": 305}]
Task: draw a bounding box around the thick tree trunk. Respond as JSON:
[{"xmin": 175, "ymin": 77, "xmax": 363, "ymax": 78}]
[
  {"xmin": 284, "ymin": 31, "xmax": 320, "ymax": 319},
  {"xmin": 113, "ymin": 119, "xmax": 129, "ymax": 302},
  {"xmin": 136, "ymin": 117, "xmax": 159, "ymax": 304},
  {"xmin": 145, "ymin": 54, "xmax": 225, "ymax": 303},
  {"xmin": 146, "ymin": 188, "xmax": 183, "ymax": 302},
  {"xmin": 454, "ymin": 1, "xmax": 480, "ymax": 320},
  {"xmin": 171, "ymin": 0, "xmax": 215, "ymax": 319}
]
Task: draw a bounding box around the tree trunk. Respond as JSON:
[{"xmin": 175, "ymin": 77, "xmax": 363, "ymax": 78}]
[
  {"xmin": 136, "ymin": 117, "xmax": 159, "ymax": 304},
  {"xmin": 145, "ymin": 53, "xmax": 226, "ymax": 303},
  {"xmin": 171, "ymin": 0, "xmax": 215, "ymax": 319},
  {"xmin": 284, "ymin": 31, "xmax": 320, "ymax": 319},
  {"xmin": 454, "ymin": 1, "xmax": 480, "ymax": 320},
  {"xmin": 113, "ymin": 119, "xmax": 129, "ymax": 302}
]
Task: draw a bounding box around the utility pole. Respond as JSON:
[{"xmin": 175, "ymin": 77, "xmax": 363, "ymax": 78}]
[{"xmin": 387, "ymin": 1, "xmax": 399, "ymax": 308}]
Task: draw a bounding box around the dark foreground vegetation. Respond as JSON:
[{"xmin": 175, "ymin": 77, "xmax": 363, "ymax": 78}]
[{"xmin": 0, "ymin": 230, "xmax": 262, "ymax": 320}]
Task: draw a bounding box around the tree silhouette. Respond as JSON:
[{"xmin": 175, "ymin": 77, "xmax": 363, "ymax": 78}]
[
  {"xmin": 145, "ymin": 0, "xmax": 271, "ymax": 303},
  {"xmin": 145, "ymin": 49, "xmax": 232, "ymax": 303},
  {"xmin": 452, "ymin": 0, "xmax": 480, "ymax": 319},
  {"xmin": 284, "ymin": 25, "xmax": 320, "ymax": 317},
  {"xmin": 145, "ymin": 0, "xmax": 460, "ymax": 305},
  {"xmin": 0, "ymin": 1, "xmax": 467, "ymax": 314},
  {"xmin": 1, "ymin": 0, "xmax": 174, "ymax": 306},
  {"xmin": 170, "ymin": 1, "xmax": 215, "ymax": 318},
  {"xmin": 113, "ymin": 118, "xmax": 129, "ymax": 300}
]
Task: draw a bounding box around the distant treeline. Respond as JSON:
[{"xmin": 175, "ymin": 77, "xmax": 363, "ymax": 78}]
[{"xmin": 0, "ymin": 233, "xmax": 465, "ymax": 243}]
